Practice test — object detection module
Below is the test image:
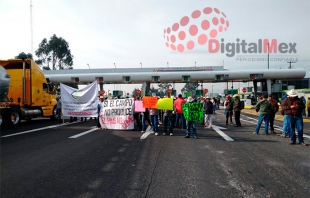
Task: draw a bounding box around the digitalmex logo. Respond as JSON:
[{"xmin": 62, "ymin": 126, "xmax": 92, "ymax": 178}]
[
  {"xmin": 164, "ymin": 7, "xmax": 297, "ymax": 61},
  {"xmin": 164, "ymin": 7, "xmax": 229, "ymax": 53}
]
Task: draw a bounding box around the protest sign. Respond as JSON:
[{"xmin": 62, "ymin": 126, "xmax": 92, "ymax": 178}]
[
  {"xmin": 186, "ymin": 92, "xmax": 191, "ymax": 97},
  {"xmin": 60, "ymin": 81, "xmax": 98, "ymax": 117},
  {"xmin": 134, "ymin": 101, "xmax": 145, "ymax": 112},
  {"xmin": 157, "ymin": 98, "xmax": 173, "ymax": 110},
  {"xmin": 182, "ymin": 102, "xmax": 204, "ymax": 122},
  {"xmin": 99, "ymin": 98, "xmax": 134, "ymax": 130},
  {"xmin": 142, "ymin": 96, "xmax": 158, "ymax": 108}
]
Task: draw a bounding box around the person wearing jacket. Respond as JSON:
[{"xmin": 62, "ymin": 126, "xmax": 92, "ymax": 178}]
[
  {"xmin": 253, "ymin": 93, "xmax": 272, "ymax": 135},
  {"xmin": 233, "ymin": 94, "xmax": 242, "ymax": 127},
  {"xmin": 174, "ymin": 94, "xmax": 186, "ymax": 129},
  {"xmin": 224, "ymin": 95, "xmax": 234, "ymax": 126},
  {"xmin": 203, "ymin": 96, "xmax": 213, "ymax": 128},
  {"xmin": 268, "ymin": 93, "xmax": 279, "ymax": 134},
  {"xmin": 281, "ymin": 89, "xmax": 306, "ymax": 146}
]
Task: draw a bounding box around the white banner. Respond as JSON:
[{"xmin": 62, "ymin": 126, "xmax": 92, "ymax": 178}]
[
  {"xmin": 99, "ymin": 98, "xmax": 134, "ymax": 130},
  {"xmin": 60, "ymin": 81, "xmax": 98, "ymax": 117}
]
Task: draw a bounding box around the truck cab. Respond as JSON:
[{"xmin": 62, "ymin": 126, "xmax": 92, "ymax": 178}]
[{"xmin": 0, "ymin": 59, "xmax": 57, "ymax": 127}]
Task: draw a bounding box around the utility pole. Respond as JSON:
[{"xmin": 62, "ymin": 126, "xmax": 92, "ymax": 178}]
[{"xmin": 287, "ymin": 61, "xmax": 296, "ymax": 69}]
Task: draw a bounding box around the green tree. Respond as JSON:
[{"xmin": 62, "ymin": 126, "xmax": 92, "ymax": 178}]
[
  {"xmin": 15, "ymin": 52, "xmax": 33, "ymax": 59},
  {"xmin": 181, "ymin": 82, "xmax": 200, "ymax": 96},
  {"xmin": 35, "ymin": 34, "xmax": 74, "ymax": 70}
]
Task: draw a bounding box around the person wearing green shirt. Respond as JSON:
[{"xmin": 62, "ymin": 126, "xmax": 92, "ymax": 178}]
[{"xmin": 253, "ymin": 93, "xmax": 272, "ymax": 135}]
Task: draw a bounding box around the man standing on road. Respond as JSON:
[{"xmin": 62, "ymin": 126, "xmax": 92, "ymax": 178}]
[
  {"xmin": 253, "ymin": 93, "xmax": 272, "ymax": 135},
  {"xmin": 174, "ymin": 94, "xmax": 186, "ymax": 129},
  {"xmin": 224, "ymin": 95, "xmax": 234, "ymax": 126},
  {"xmin": 233, "ymin": 94, "xmax": 242, "ymax": 127},
  {"xmin": 268, "ymin": 94, "xmax": 279, "ymax": 134},
  {"xmin": 280, "ymin": 94, "xmax": 291, "ymax": 138},
  {"xmin": 281, "ymin": 89, "xmax": 307, "ymax": 146},
  {"xmin": 149, "ymin": 106, "xmax": 159, "ymax": 135},
  {"xmin": 97, "ymin": 96, "xmax": 105, "ymax": 128},
  {"xmin": 203, "ymin": 96, "xmax": 213, "ymax": 128},
  {"xmin": 185, "ymin": 97, "xmax": 198, "ymax": 139}
]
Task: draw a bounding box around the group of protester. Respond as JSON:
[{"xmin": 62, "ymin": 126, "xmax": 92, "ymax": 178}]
[
  {"xmin": 254, "ymin": 89, "xmax": 307, "ymax": 146},
  {"xmin": 56, "ymin": 88, "xmax": 308, "ymax": 146},
  {"xmin": 126, "ymin": 93, "xmax": 243, "ymax": 139}
]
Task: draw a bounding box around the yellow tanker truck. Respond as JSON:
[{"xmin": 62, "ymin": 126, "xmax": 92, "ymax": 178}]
[{"xmin": 0, "ymin": 59, "xmax": 57, "ymax": 127}]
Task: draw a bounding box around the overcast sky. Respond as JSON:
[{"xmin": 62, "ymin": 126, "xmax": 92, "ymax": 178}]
[{"xmin": 1, "ymin": 0, "xmax": 309, "ymax": 94}]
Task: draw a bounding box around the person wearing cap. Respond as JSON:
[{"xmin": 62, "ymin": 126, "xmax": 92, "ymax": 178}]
[
  {"xmin": 268, "ymin": 93, "xmax": 279, "ymax": 134},
  {"xmin": 97, "ymin": 95, "xmax": 105, "ymax": 128},
  {"xmin": 224, "ymin": 95, "xmax": 234, "ymax": 126},
  {"xmin": 185, "ymin": 96, "xmax": 198, "ymax": 138},
  {"xmin": 233, "ymin": 94, "xmax": 242, "ymax": 127},
  {"xmin": 253, "ymin": 93, "xmax": 272, "ymax": 135},
  {"xmin": 174, "ymin": 94, "xmax": 186, "ymax": 129},
  {"xmin": 56, "ymin": 96, "xmax": 62, "ymax": 124},
  {"xmin": 203, "ymin": 96, "xmax": 213, "ymax": 128},
  {"xmin": 281, "ymin": 89, "xmax": 306, "ymax": 146}
]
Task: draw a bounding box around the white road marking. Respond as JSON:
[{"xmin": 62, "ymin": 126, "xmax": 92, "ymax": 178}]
[
  {"xmin": 69, "ymin": 128, "xmax": 98, "ymax": 138},
  {"xmin": 212, "ymin": 125, "xmax": 234, "ymax": 142},
  {"xmin": 140, "ymin": 132, "xmax": 152, "ymax": 140},
  {"xmin": 1, "ymin": 121, "xmax": 80, "ymax": 138},
  {"xmin": 140, "ymin": 125, "xmax": 153, "ymax": 140}
]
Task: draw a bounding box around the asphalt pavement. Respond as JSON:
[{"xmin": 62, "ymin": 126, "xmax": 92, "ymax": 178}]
[{"xmin": 1, "ymin": 110, "xmax": 309, "ymax": 198}]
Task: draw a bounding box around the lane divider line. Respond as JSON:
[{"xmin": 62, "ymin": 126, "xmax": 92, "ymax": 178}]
[
  {"xmin": 211, "ymin": 125, "xmax": 234, "ymax": 142},
  {"xmin": 68, "ymin": 128, "xmax": 98, "ymax": 138},
  {"xmin": 1, "ymin": 121, "xmax": 81, "ymax": 138}
]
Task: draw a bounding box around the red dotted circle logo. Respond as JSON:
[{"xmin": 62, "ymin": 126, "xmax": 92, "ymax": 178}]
[{"xmin": 164, "ymin": 7, "xmax": 229, "ymax": 52}]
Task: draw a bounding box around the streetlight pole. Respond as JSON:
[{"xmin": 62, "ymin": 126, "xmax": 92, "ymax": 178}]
[
  {"xmin": 211, "ymin": 85, "xmax": 214, "ymax": 98},
  {"xmin": 140, "ymin": 62, "xmax": 142, "ymax": 68},
  {"xmin": 167, "ymin": 62, "xmax": 169, "ymax": 67},
  {"xmin": 87, "ymin": 64, "xmax": 90, "ymax": 69},
  {"xmin": 114, "ymin": 63, "xmax": 116, "ymax": 68}
]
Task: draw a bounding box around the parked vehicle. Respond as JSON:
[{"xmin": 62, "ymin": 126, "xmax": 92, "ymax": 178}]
[{"xmin": 0, "ymin": 59, "xmax": 57, "ymax": 127}]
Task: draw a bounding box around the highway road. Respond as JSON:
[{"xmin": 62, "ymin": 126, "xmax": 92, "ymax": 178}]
[{"xmin": 1, "ymin": 110, "xmax": 309, "ymax": 198}]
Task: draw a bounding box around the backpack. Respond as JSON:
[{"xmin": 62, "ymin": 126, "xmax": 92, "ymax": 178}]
[{"xmin": 240, "ymin": 100, "xmax": 245, "ymax": 110}]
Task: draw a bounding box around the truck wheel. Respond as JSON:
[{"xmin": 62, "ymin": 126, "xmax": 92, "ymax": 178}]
[
  {"xmin": 8, "ymin": 107, "xmax": 21, "ymax": 126},
  {"xmin": 50, "ymin": 105, "xmax": 58, "ymax": 120}
]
